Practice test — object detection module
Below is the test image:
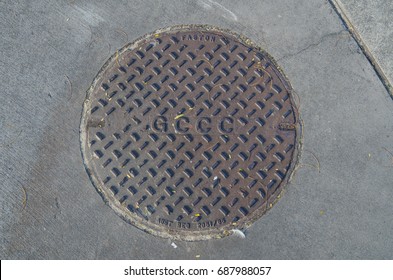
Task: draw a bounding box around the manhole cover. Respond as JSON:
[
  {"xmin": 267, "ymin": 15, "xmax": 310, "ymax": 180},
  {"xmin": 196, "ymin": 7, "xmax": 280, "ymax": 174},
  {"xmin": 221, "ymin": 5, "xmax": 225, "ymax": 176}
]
[{"xmin": 80, "ymin": 25, "xmax": 301, "ymax": 240}]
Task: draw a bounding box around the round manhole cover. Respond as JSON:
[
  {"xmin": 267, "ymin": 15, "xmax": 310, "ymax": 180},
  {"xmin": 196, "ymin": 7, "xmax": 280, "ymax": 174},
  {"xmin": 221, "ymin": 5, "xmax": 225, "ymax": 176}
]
[{"xmin": 80, "ymin": 25, "xmax": 301, "ymax": 240}]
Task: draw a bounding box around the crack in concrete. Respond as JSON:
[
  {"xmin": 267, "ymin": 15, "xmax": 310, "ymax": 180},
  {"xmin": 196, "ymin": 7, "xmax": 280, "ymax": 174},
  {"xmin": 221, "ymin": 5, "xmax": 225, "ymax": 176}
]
[{"xmin": 277, "ymin": 30, "xmax": 348, "ymax": 62}]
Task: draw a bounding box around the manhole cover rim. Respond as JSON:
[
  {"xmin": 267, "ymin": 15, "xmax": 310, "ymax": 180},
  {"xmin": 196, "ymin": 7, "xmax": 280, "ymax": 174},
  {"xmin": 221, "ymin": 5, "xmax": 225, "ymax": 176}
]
[{"xmin": 80, "ymin": 24, "xmax": 302, "ymax": 241}]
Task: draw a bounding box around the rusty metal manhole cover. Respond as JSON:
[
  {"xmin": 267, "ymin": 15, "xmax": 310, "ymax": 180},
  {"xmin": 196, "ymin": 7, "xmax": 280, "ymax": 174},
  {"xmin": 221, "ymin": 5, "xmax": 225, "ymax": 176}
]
[{"xmin": 80, "ymin": 25, "xmax": 301, "ymax": 240}]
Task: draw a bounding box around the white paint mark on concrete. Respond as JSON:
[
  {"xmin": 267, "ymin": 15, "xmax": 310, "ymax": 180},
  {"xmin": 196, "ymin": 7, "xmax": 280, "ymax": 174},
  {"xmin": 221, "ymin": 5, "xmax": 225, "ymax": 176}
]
[
  {"xmin": 199, "ymin": 0, "xmax": 212, "ymax": 10},
  {"xmin": 72, "ymin": 5, "xmax": 104, "ymax": 26},
  {"xmin": 198, "ymin": 0, "xmax": 238, "ymax": 21}
]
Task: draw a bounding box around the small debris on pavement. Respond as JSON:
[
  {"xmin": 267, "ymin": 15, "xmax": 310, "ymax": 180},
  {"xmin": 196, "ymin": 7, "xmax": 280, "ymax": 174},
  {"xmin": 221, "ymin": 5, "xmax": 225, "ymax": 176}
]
[{"xmin": 231, "ymin": 229, "xmax": 246, "ymax": 239}]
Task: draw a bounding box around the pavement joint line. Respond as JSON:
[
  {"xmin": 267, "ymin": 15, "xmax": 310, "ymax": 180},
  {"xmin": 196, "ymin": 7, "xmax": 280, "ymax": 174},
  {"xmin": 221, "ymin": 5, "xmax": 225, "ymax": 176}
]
[{"xmin": 328, "ymin": 0, "xmax": 393, "ymax": 100}]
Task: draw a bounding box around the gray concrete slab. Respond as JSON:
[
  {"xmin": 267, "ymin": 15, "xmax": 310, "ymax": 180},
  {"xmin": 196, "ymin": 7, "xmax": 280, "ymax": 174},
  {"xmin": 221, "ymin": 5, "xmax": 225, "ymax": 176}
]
[
  {"xmin": 1, "ymin": 0, "xmax": 393, "ymax": 259},
  {"xmin": 333, "ymin": 0, "xmax": 393, "ymax": 95}
]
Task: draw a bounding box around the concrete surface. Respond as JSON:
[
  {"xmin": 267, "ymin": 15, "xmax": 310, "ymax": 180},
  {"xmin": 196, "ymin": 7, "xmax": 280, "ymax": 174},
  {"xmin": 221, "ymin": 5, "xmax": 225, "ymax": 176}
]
[
  {"xmin": 336, "ymin": 0, "xmax": 393, "ymax": 93},
  {"xmin": 1, "ymin": 0, "xmax": 393, "ymax": 259}
]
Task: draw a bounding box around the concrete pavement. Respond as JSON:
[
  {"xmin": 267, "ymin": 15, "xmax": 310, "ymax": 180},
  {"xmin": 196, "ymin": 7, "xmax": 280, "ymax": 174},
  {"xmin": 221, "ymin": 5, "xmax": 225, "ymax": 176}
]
[{"xmin": 1, "ymin": 0, "xmax": 392, "ymax": 259}]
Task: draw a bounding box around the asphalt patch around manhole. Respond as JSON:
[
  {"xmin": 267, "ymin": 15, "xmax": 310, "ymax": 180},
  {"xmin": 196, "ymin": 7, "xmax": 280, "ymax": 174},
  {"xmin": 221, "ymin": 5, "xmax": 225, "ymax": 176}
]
[{"xmin": 80, "ymin": 25, "xmax": 301, "ymax": 241}]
